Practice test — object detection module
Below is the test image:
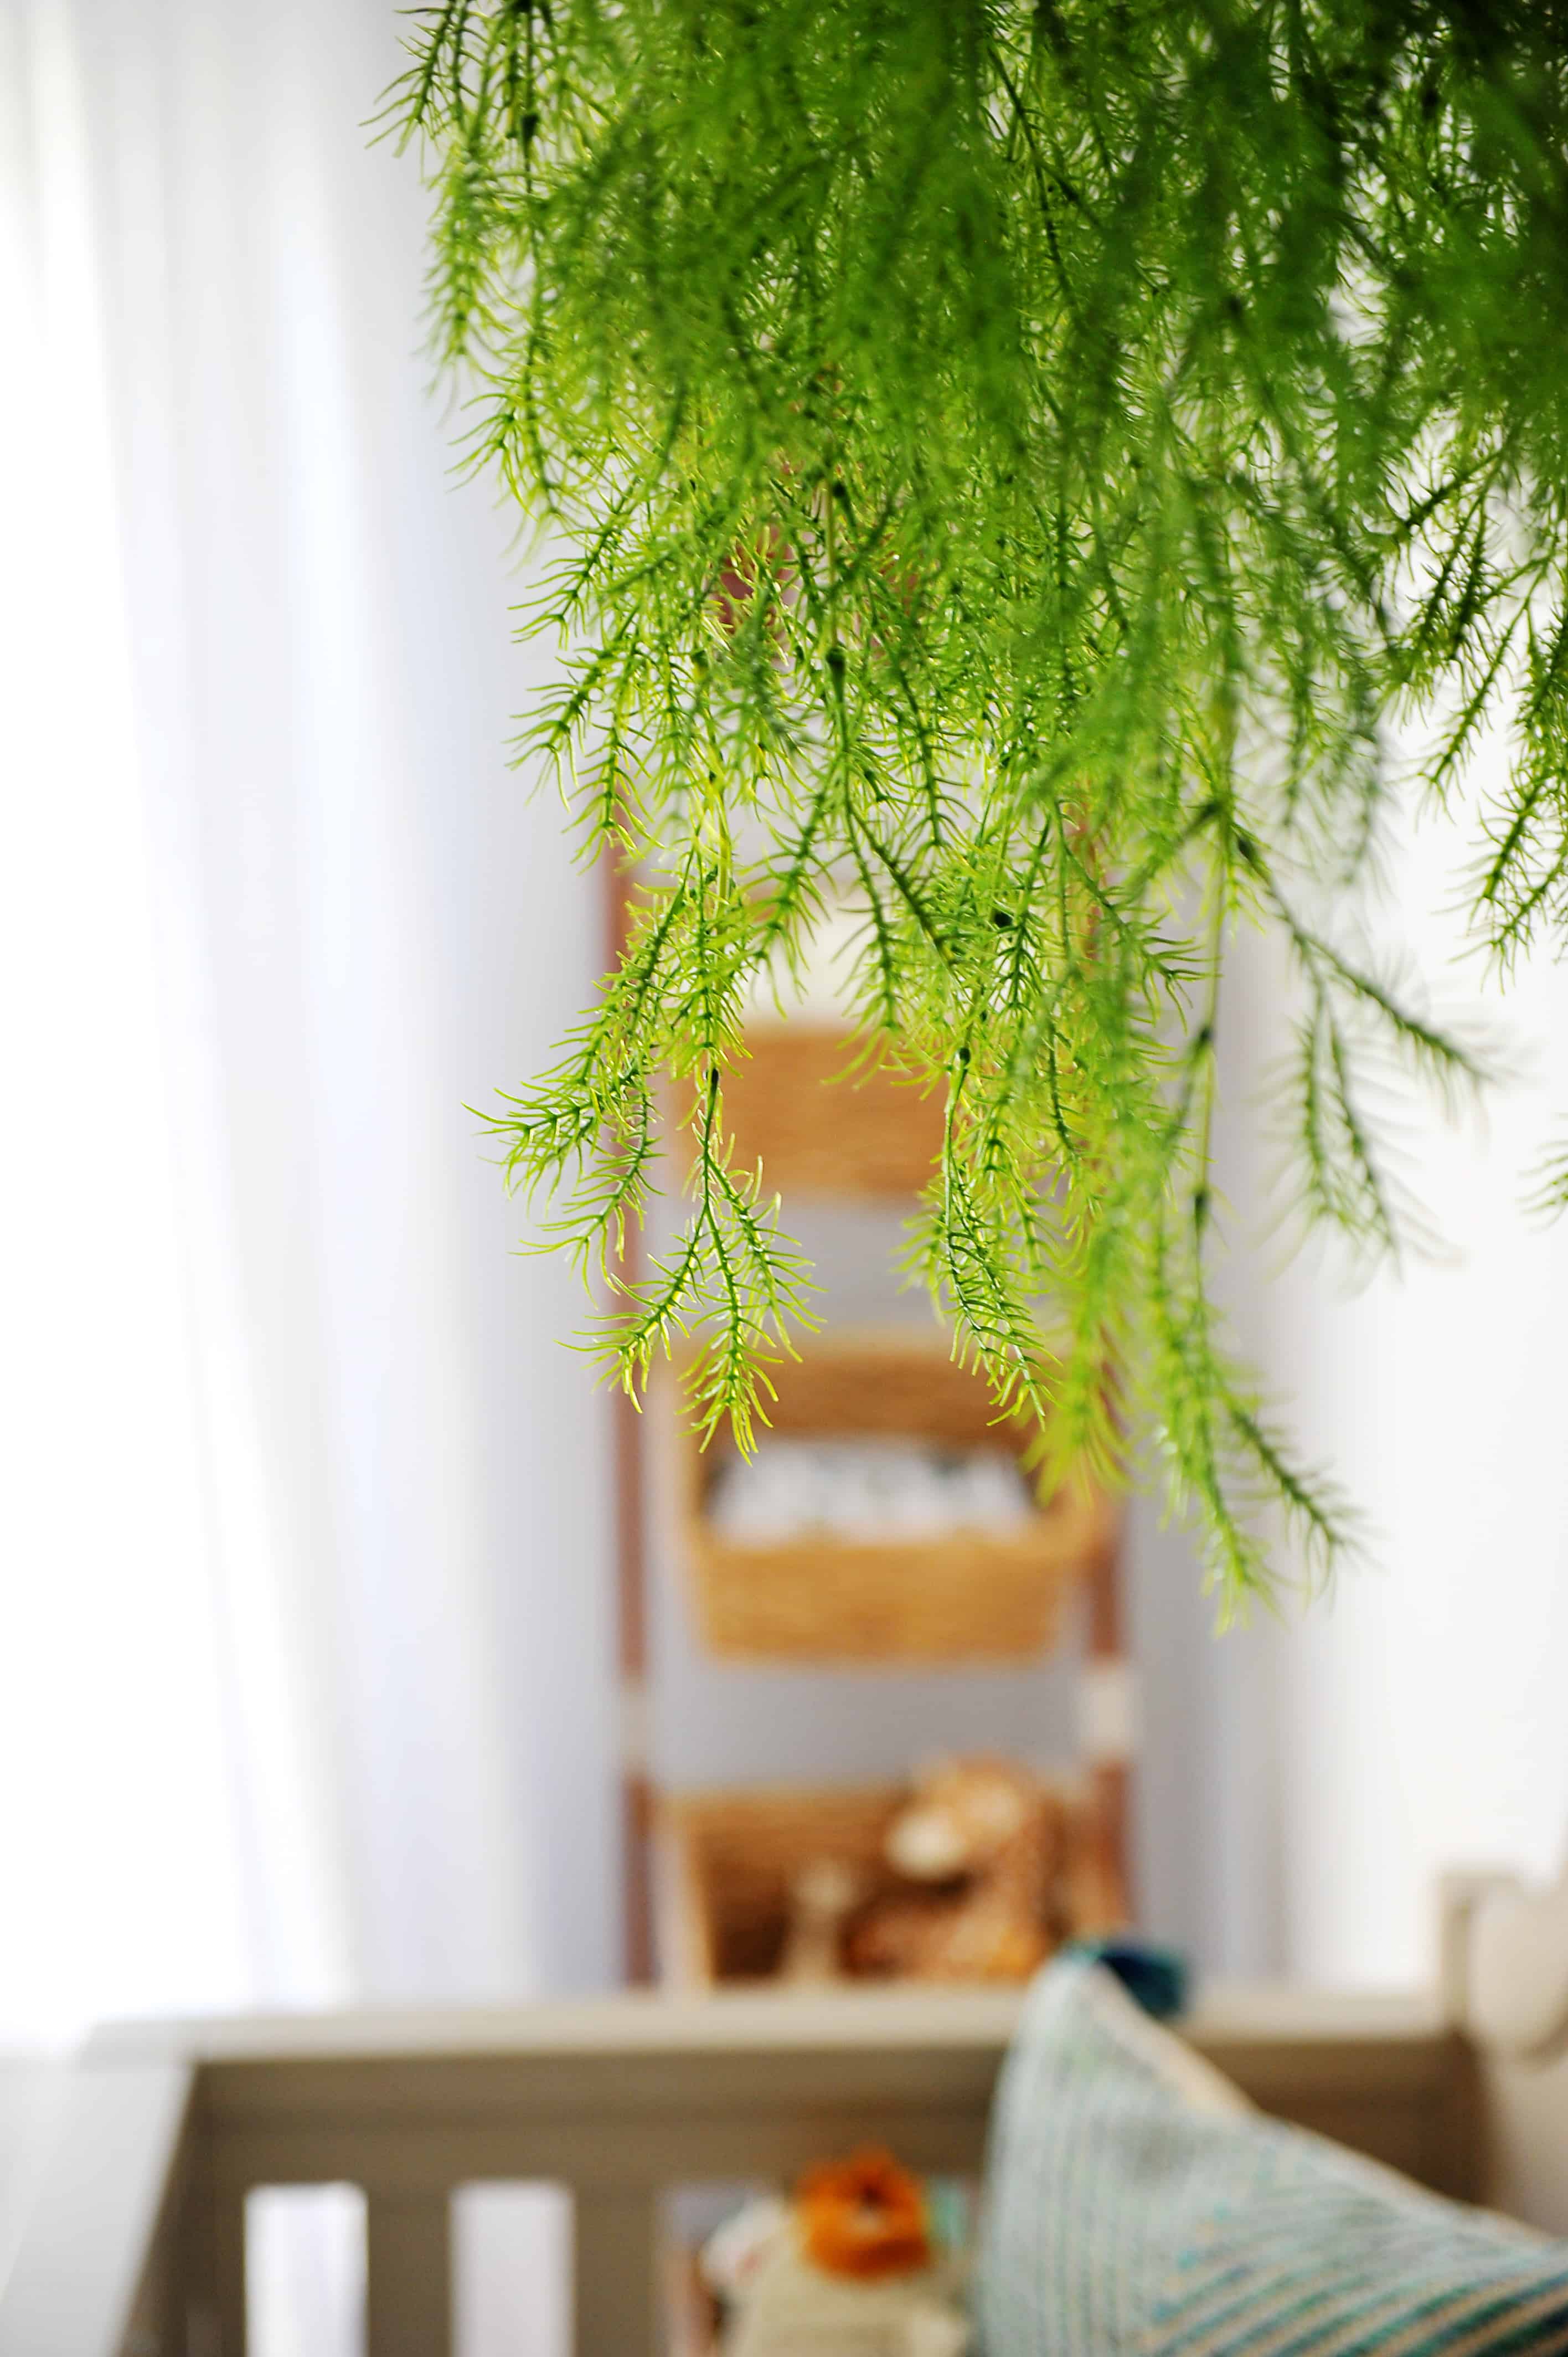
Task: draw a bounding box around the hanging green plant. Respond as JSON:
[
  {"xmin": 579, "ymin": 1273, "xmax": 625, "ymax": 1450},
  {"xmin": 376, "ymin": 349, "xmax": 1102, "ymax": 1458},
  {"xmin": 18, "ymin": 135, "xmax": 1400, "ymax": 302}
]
[{"xmin": 391, "ymin": 0, "xmax": 1568, "ymax": 1603}]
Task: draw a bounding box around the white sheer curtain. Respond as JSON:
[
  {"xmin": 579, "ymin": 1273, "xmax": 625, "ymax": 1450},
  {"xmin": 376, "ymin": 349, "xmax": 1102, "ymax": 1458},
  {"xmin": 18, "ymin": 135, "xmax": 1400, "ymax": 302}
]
[{"xmin": 0, "ymin": 0, "xmax": 615, "ymax": 2056}]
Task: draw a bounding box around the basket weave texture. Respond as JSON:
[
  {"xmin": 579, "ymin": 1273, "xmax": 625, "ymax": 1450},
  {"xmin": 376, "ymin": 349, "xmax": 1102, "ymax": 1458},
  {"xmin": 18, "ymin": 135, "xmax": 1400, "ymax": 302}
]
[
  {"xmin": 655, "ymin": 1777, "xmax": 1119, "ymax": 1990},
  {"xmin": 715, "ymin": 1024, "xmax": 944, "ymax": 1200},
  {"xmin": 678, "ymin": 1333, "xmax": 1117, "ymax": 1663}
]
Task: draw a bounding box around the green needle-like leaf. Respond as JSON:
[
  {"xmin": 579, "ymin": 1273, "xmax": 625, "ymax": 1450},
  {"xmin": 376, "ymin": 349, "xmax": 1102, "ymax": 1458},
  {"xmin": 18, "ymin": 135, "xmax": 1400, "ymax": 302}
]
[{"xmin": 391, "ymin": 1, "xmax": 1568, "ymax": 1606}]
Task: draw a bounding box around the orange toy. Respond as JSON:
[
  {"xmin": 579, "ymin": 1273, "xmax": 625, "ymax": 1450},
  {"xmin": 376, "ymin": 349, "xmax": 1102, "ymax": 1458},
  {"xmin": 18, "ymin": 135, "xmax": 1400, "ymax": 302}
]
[{"xmin": 795, "ymin": 2148, "xmax": 931, "ymax": 2279}]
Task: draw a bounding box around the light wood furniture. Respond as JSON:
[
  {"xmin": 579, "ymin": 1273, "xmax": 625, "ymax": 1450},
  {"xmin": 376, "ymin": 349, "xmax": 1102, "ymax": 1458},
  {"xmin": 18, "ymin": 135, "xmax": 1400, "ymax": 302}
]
[
  {"xmin": 605, "ymin": 863, "xmax": 658, "ymax": 1982},
  {"xmin": 652, "ymin": 1006, "xmax": 1133, "ymax": 1971},
  {"xmin": 4, "ymin": 1864, "xmax": 1567, "ymax": 2357}
]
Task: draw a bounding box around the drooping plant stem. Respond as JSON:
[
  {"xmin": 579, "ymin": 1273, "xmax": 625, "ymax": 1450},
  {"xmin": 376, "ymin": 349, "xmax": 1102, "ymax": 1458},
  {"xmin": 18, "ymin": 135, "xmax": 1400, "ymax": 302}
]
[{"xmin": 390, "ymin": 0, "xmax": 1568, "ymax": 1604}]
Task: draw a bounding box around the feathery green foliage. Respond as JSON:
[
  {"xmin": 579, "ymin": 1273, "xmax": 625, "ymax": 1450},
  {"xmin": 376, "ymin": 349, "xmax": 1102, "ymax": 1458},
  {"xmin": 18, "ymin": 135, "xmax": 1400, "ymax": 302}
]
[{"xmin": 390, "ymin": 0, "xmax": 1568, "ymax": 1604}]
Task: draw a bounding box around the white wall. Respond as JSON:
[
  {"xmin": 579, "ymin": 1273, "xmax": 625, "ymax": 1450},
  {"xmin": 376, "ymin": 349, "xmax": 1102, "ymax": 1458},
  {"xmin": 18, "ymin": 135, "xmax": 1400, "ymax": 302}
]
[{"xmin": 1214, "ymin": 756, "xmax": 1568, "ymax": 1989}]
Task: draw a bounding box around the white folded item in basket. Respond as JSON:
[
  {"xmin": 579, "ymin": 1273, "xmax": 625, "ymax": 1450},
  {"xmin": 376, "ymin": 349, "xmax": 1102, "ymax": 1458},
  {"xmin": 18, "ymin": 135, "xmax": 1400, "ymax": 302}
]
[{"xmin": 706, "ymin": 1436, "xmax": 1034, "ymax": 1546}]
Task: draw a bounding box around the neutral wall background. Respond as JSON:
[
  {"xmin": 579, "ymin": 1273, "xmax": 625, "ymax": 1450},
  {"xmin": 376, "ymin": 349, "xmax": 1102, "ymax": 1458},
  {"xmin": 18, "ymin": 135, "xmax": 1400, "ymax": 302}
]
[{"xmin": 1174, "ymin": 766, "xmax": 1568, "ymax": 1989}]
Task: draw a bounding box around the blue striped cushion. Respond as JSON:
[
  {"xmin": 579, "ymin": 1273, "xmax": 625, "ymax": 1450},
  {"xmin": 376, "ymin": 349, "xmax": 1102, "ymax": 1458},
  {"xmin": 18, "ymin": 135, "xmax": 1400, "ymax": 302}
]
[{"xmin": 977, "ymin": 1957, "xmax": 1568, "ymax": 2357}]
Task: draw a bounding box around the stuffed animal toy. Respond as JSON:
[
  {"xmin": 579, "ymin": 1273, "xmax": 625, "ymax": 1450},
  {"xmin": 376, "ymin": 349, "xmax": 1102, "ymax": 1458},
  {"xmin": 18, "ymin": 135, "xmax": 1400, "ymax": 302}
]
[
  {"xmin": 705, "ymin": 2152, "xmax": 971, "ymax": 2357},
  {"xmin": 796, "ymin": 2149, "xmax": 932, "ymax": 2278},
  {"xmin": 845, "ymin": 1757, "xmax": 1061, "ymax": 1983}
]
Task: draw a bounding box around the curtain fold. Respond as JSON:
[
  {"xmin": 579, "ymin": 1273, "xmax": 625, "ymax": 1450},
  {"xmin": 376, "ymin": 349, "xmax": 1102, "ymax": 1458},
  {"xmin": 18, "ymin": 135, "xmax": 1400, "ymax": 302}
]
[{"xmin": 0, "ymin": 0, "xmax": 616, "ymax": 2052}]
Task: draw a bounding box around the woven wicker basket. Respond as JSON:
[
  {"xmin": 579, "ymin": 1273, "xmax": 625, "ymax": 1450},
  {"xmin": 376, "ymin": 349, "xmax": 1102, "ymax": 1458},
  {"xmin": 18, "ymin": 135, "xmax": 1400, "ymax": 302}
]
[
  {"xmin": 698, "ymin": 1024, "xmax": 945, "ymax": 1201},
  {"xmin": 677, "ymin": 1332, "xmax": 1117, "ymax": 1663},
  {"xmin": 655, "ymin": 1780, "xmax": 907, "ymax": 1987},
  {"xmin": 654, "ymin": 1775, "xmax": 1117, "ymax": 1990}
]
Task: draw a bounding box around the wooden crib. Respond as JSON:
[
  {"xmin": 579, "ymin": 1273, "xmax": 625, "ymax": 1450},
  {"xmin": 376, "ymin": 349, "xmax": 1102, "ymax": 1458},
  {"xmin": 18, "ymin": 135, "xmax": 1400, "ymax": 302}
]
[{"xmin": 2, "ymin": 1866, "xmax": 1565, "ymax": 2357}]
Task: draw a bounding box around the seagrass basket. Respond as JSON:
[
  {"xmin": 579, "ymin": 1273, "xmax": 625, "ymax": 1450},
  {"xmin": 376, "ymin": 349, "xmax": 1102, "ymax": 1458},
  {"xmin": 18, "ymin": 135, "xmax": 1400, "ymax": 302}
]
[
  {"xmin": 654, "ymin": 1774, "xmax": 1120, "ymax": 1990},
  {"xmin": 692, "ymin": 1023, "xmax": 945, "ymax": 1200},
  {"xmin": 654, "ymin": 1780, "xmax": 908, "ymax": 1987},
  {"xmin": 677, "ymin": 1332, "xmax": 1117, "ymax": 1664}
]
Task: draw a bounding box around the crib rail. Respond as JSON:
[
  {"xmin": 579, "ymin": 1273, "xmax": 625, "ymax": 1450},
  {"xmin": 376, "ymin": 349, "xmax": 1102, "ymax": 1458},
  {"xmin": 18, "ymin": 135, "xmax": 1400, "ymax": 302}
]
[{"xmin": 0, "ymin": 1983, "xmax": 1474, "ymax": 2357}]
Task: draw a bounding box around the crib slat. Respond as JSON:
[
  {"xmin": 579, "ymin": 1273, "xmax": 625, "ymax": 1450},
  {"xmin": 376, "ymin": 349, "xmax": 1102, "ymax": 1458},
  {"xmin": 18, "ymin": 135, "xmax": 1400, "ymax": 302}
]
[
  {"xmin": 575, "ymin": 2188, "xmax": 659, "ymax": 2357},
  {"xmin": 367, "ymin": 2189, "xmax": 452, "ymax": 2357}
]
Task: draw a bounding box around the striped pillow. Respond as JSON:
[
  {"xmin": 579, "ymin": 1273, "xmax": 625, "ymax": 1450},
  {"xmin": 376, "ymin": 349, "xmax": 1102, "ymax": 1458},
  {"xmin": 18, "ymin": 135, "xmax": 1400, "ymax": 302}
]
[{"xmin": 977, "ymin": 1957, "xmax": 1568, "ymax": 2357}]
